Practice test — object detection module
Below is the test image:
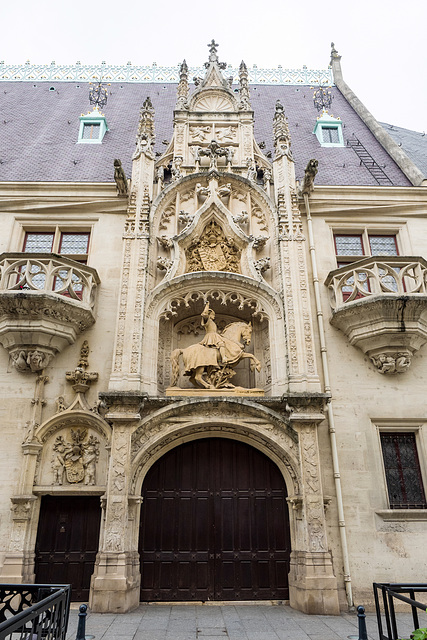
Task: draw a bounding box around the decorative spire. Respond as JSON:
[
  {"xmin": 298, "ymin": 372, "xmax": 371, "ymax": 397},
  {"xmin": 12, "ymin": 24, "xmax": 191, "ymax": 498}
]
[
  {"xmin": 238, "ymin": 61, "xmax": 251, "ymax": 110},
  {"xmin": 176, "ymin": 59, "xmax": 189, "ymax": 109},
  {"xmin": 205, "ymin": 39, "xmax": 227, "ymax": 70},
  {"xmin": 133, "ymin": 96, "xmax": 155, "ymax": 160},
  {"xmin": 273, "ymin": 100, "xmax": 292, "ymax": 160}
]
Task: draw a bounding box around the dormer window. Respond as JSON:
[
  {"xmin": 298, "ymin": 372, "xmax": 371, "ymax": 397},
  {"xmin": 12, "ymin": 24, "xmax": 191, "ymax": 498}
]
[
  {"xmin": 313, "ymin": 111, "xmax": 344, "ymax": 147},
  {"xmin": 78, "ymin": 107, "xmax": 108, "ymax": 144}
]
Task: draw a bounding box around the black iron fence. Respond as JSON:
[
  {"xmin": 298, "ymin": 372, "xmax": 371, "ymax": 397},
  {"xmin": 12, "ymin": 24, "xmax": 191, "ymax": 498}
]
[
  {"xmin": 373, "ymin": 582, "xmax": 427, "ymax": 640},
  {"xmin": 0, "ymin": 583, "xmax": 71, "ymax": 640}
]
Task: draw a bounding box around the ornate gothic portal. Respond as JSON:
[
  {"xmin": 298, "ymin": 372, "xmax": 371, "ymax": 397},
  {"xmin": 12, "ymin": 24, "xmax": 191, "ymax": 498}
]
[{"xmin": 87, "ymin": 41, "xmax": 339, "ymax": 617}]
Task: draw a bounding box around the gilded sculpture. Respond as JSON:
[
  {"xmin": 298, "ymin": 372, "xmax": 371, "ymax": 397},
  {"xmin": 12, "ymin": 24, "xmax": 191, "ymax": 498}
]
[{"xmin": 170, "ymin": 302, "xmax": 261, "ymax": 391}]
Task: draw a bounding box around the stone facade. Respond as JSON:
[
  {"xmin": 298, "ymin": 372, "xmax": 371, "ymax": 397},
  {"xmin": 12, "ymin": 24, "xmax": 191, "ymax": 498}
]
[{"xmin": 0, "ymin": 42, "xmax": 426, "ymax": 614}]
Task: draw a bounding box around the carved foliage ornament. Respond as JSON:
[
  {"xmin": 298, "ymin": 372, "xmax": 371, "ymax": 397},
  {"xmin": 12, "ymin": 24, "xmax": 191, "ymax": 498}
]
[
  {"xmin": 186, "ymin": 220, "xmax": 240, "ymax": 273},
  {"xmin": 51, "ymin": 428, "xmax": 100, "ymax": 486}
]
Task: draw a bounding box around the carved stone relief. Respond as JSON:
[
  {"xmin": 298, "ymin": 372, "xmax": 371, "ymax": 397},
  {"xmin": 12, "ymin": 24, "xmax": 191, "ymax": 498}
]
[
  {"xmin": 186, "ymin": 220, "xmax": 240, "ymax": 273},
  {"xmin": 51, "ymin": 428, "xmax": 100, "ymax": 485}
]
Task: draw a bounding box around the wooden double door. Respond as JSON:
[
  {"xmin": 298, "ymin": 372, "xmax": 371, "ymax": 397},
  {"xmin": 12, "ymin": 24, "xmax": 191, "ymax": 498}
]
[
  {"xmin": 34, "ymin": 496, "xmax": 101, "ymax": 601},
  {"xmin": 139, "ymin": 438, "xmax": 291, "ymax": 601}
]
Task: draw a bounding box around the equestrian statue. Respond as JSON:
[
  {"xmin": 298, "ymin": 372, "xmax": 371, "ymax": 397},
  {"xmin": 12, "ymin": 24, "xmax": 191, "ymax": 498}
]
[{"xmin": 171, "ymin": 303, "xmax": 261, "ymax": 390}]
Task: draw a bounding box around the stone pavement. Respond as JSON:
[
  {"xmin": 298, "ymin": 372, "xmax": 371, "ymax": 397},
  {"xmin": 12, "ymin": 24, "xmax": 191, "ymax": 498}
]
[{"xmin": 64, "ymin": 602, "xmax": 418, "ymax": 640}]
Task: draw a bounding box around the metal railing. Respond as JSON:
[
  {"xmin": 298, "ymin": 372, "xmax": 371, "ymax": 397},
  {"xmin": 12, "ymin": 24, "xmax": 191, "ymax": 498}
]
[
  {"xmin": 325, "ymin": 256, "xmax": 427, "ymax": 309},
  {"xmin": 0, "ymin": 583, "xmax": 71, "ymax": 640},
  {"xmin": 0, "ymin": 253, "xmax": 100, "ymax": 309},
  {"xmin": 373, "ymin": 582, "xmax": 427, "ymax": 640}
]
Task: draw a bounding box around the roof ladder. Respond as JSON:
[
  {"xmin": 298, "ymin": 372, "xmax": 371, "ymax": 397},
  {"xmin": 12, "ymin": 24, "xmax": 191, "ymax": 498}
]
[{"xmin": 347, "ymin": 136, "xmax": 393, "ymax": 185}]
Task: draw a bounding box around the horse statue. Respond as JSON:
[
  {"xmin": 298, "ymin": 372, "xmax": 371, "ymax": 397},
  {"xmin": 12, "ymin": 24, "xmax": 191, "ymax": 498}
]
[{"xmin": 171, "ymin": 303, "xmax": 261, "ymax": 390}]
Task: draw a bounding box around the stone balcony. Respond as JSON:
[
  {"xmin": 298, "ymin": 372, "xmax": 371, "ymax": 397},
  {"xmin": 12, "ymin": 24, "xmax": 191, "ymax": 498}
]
[
  {"xmin": 324, "ymin": 256, "xmax": 427, "ymax": 373},
  {"xmin": 0, "ymin": 253, "xmax": 100, "ymax": 372}
]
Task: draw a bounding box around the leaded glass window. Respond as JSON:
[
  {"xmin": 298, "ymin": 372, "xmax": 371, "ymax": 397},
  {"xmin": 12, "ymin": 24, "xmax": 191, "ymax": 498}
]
[
  {"xmin": 322, "ymin": 127, "xmax": 340, "ymax": 144},
  {"xmin": 381, "ymin": 433, "xmax": 427, "ymax": 509},
  {"xmin": 334, "ymin": 235, "xmax": 364, "ymax": 256},
  {"xmin": 369, "ymin": 236, "xmax": 398, "ymax": 256},
  {"xmin": 82, "ymin": 123, "xmax": 100, "ymax": 140},
  {"xmin": 24, "ymin": 233, "xmax": 54, "ymax": 252},
  {"xmin": 59, "ymin": 233, "xmax": 90, "ymax": 255}
]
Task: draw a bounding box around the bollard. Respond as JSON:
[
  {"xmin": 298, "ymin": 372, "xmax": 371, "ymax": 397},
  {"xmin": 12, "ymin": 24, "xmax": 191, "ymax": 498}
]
[
  {"xmin": 75, "ymin": 603, "xmax": 87, "ymax": 640},
  {"xmin": 357, "ymin": 605, "xmax": 368, "ymax": 640}
]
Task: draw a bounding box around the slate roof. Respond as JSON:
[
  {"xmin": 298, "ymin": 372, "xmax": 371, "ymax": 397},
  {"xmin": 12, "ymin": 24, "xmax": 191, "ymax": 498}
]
[
  {"xmin": 0, "ymin": 81, "xmax": 412, "ymax": 187},
  {"xmin": 380, "ymin": 122, "xmax": 427, "ymax": 178}
]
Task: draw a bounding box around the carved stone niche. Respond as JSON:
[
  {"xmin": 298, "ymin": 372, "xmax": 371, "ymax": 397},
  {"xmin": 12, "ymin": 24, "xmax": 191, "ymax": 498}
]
[
  {"xmin": 325, "ymin": 257, "xmax": 427, "ymax": 373},
  {"xmin": 0, "ymin": 254, "xmax": 100, "ymax": 370},
  {"xmin": 157, "ymin": 299, "xmax": 270, "ymax": 394}
]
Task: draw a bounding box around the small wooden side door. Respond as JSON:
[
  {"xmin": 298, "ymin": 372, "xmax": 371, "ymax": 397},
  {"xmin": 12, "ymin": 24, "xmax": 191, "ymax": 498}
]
[{"xmin": 35, "ymin": 495, "xmax": 101, "ymax": 601}]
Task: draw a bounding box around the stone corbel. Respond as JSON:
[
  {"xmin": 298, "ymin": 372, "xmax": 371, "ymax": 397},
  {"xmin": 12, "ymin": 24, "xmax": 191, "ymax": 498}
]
[{"xmin": 287, "ymin": 495, "xmax": 303, "ymax": 519}]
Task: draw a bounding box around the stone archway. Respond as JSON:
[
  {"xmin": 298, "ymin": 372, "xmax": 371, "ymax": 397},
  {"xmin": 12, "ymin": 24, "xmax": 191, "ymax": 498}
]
[{"xmin": 138, "ymin": 437, "xmax": 291, "ymax": 601}]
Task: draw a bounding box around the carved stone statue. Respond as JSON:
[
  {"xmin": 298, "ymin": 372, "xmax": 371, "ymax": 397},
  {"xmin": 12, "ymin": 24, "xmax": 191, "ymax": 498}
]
[
  {"xmin": 197, "ymin": 140, "xmax": 230, "ymax": 171},
  {"xmin": 170, "ymin": 302, "xmax": 261, "ymax": 390},
  {"xmin": 371, "ymin": 351, "xmax": 411, "ymax": 374}
]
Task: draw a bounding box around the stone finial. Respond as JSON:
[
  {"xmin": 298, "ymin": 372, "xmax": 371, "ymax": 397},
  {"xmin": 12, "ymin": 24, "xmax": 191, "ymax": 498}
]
[
  {"xmin": 113, "ymin": 159, "xmax": 128, "ymax": 196},
  {"xmin": 176, "ymin": 60, "xmax": 189, "ymax": 109},
  {"xmin": 205, "ymin": 39, "xmax": 227, "ymax": 70},
  {"xmin": 238, "ymin": 61, "xmax": 251, "ymax": 110},
  {"xmin": 330, "ymin": 42, "xmax": 340, "ymax": 59},
  {"xmin": 301, "ymin": 159, "xmax": 319, "ymax": 195},
  {"xmin": 273, "ymin": 100, "xmax": 292, "ymax": 160},
  {"xmin": 133, "ymin": 96, "xmax": 155, "ymax": 160},
  {"xmin": 66, "ymin": 341, "xmax": 98, "ymax": 393}
]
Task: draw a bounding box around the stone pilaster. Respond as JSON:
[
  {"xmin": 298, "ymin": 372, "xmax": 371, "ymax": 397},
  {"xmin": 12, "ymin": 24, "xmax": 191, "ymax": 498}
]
[
  {"xmin": 274, "ymin": 144, "xmax": 320, "ymax": 392},
  {"xmin": 109, "ymin": 148, "xmax": 153, "ymax": 391},
  {"xmin": 89, "ymin": 393, "xmax": 144, "ymax": 613},
  {"xmin": 287, "ymin": 395, "xmax": 340, "ymax": 615}
]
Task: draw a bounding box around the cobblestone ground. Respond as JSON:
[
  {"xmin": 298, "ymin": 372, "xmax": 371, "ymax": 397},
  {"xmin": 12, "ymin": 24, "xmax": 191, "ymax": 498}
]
[{"xmin": 65, "ymin": 603, "xmax": 427, "ymax": 640}]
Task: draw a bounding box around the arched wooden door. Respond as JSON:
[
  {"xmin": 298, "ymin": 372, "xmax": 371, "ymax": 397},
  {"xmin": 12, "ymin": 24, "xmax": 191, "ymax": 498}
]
[{"xmin": 139, "ymin": 438, "xmax": 291, "ymax": 601}]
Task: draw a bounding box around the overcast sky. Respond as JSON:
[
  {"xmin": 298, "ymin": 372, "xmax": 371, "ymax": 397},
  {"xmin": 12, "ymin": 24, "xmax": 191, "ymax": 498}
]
[{"xmin": 1, "ymin": 0, "xmax": 425, "ymax": 133}]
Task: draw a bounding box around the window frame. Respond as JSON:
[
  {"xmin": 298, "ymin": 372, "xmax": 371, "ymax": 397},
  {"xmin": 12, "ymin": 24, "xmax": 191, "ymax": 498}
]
[
  {"xmin": 373, "ymin": 421, "xmax": 427, "ymax": 517},
  {"xmin": 333, "ymin": 230, "xmax": 400, "ymax": 265},
  {"xmin": 22, "ymin": 228, "xmax": 91, "ymax": 263},
  {"xmin": 333, "ymin": 230, "xmax": 400, "ymax": 299}
]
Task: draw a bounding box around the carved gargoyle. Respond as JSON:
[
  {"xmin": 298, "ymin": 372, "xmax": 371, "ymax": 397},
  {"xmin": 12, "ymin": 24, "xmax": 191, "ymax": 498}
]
[{"xmin": 113, "ymin": 159, "xmax": 128, "ymax": 196}]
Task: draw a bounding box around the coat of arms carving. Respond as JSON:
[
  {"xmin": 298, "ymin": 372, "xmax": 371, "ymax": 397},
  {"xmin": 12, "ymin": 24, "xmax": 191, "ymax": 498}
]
[
  {"xmin": 186, "ymin": 220, "xmax": 240, "ymax": 273},
  {"xmin": 51, "ymin": 428, "xmax": 100, "ymax": 485}
]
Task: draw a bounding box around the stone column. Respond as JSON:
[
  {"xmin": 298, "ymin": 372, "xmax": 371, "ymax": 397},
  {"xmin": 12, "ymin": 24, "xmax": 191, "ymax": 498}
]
[
  {"xmin": 89, "ymin": 393, "xmax": 144, "ymax": 613},
  {"xmin": 287, "ymin": 395, "xmax": 340, "ymax": 615}
]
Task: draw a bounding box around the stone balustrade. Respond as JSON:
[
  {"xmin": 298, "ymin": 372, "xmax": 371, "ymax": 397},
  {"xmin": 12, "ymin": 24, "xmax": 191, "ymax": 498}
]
[
  {"xmin": 325, "ymin": 256, "xmax": 427, "ymax": 310},
  {"xmin": 0, "ymin": 253, "xmax": 100, "ymax": 369},
  {"xmin": 324, "ymin": 257, "xmax": 427, "ymax": 373},
  {"xmin": 0, "ymin": 253, "xmax": 99, "ymax": 309}
]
